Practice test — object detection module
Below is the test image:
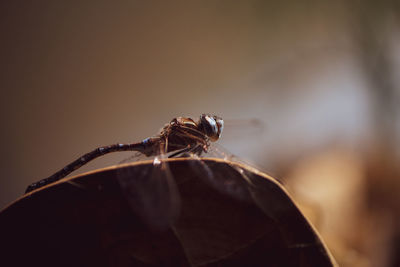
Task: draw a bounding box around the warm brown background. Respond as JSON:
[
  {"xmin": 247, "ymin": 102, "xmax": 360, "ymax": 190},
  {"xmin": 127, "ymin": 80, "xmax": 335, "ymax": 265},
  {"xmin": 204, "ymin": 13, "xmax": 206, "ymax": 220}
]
[{"xmin": 1, "ymin": 1, "xmax": 399, "ymax": 266}]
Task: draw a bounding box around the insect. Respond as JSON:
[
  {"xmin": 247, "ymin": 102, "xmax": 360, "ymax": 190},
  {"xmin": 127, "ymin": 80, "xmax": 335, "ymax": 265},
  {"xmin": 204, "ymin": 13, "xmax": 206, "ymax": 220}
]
[{"xmin": 25, "ymin": 114, "xmax": 224, "ymax": 193}]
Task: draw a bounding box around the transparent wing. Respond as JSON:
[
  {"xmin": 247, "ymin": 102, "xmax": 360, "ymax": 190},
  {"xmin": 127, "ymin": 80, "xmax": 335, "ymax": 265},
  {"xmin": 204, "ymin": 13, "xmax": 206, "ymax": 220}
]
[
  {"xmin": 187, "ymin": 152, "xmax": 253, "ymax": 203},
  {"xmin": 163, "ymin": 140, "xmax": 252, "ymax": 204},
  {"xmin": 116, "ymin": 140, "xmax": 180, "ymax": 230},
  {"xmin": 204, "ymin": 142, "xmax": 294, "ymax": 226},
  {"xmin": 161, "ymin": 126, "xmax": 259, "ymax": 202},
  {"xmin": 222, "ymin": 118, "xmax": 265, "ymax": 140}
]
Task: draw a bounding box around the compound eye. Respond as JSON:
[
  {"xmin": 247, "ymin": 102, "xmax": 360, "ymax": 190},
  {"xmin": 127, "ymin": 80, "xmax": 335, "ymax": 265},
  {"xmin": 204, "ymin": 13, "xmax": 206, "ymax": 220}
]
[
  {"xmin": 214, "ymin": 116, "xmax": 224, "ymax": 138},
  {"xmin": 200, "ymin": 114, "xmax": 223, "ymax": 141}
]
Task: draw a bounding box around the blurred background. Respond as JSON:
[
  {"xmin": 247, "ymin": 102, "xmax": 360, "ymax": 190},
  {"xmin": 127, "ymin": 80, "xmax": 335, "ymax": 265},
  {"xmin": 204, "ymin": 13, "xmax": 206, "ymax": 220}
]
[{"xmin": 1, "ymin": 1, "xmax": 399, "ymax": 266}]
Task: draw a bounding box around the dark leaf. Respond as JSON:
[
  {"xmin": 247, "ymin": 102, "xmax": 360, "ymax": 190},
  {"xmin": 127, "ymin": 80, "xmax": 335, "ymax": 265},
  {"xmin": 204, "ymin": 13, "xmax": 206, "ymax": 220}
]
[{"xmin": 0, "ymin": 159, "xmax": 336, "ymax": 267}]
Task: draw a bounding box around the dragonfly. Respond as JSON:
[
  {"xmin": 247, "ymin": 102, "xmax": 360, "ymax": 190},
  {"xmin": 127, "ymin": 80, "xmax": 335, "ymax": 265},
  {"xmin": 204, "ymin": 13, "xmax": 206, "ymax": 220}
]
[{"xmin": 25, "ymin": 114, "xmax": 225, "ymax": 194}]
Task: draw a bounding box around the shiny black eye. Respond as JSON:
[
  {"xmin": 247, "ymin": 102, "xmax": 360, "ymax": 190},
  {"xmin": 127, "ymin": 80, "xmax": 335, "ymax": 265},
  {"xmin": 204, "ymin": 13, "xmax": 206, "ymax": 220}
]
[
  {"xmin": 199, "ymin": 114, "xmax": 223, "ymax": 141},
  {"xmin": 214, "ymin": 116, "xmax": 224, "ymax": 137}
]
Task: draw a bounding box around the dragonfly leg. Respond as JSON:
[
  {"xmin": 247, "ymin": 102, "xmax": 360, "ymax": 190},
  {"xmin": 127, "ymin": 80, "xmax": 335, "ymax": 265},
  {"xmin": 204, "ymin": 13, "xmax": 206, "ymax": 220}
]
[
  {"xmin": 168, "ymin": 144, "xmax": 206, "ymax": 158},
  {"xmin": 168, "ymin": 146, "xmax": 192, "ymax": 158},
  {"xmin": 188, "ymin": 144, "xmax": 205, "ymax": 156}
]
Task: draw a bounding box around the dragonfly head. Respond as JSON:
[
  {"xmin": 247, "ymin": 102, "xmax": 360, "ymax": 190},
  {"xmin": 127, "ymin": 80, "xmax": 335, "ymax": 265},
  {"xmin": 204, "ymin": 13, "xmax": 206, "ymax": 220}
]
[{"xmin": 199, "ymin": 114, "xmax": 224, "ymax": 142}]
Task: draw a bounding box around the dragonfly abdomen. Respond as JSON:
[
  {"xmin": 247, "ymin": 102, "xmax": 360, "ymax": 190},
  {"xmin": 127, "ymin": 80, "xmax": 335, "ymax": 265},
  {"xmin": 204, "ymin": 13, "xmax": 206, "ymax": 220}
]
[{"xmin": 25, "ymin": 142, "xmax": 148, "ymax": 193}]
